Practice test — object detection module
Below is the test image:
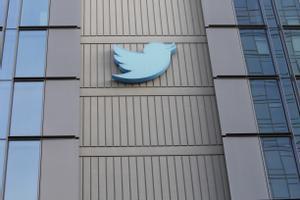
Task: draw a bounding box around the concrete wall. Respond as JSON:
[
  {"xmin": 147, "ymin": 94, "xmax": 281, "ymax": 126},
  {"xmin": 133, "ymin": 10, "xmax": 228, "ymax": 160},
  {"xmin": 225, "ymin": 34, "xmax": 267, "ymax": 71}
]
[{"xmin": 80, "ymin": 0, "xmax": 231, "ymax": 199}]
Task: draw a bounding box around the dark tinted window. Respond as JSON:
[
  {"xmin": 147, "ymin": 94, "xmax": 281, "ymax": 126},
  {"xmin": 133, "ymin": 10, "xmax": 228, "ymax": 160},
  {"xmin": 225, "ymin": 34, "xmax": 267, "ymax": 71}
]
[
  {"xmin": 0, "ymin": 81, "xmax": 11, "ymax": 139},
  {"xmin": 240, "ymin": 30, "xmax": 275, "ymax": 75},
  {"xmin": 285, "ymin": 30, "xmax": 300, "ymax": 75},
  {"xmin": 275, "ymin": 0, "xmax": 300, "ymax": 25},
  {"xmin": 6, "ymin": 0, "xmax": 21, "ymax": 28},
  {"xmin": 15, "ymin": 31, "xmax": 47, "ymax": 77},
  {"xmin": 10, "ymin": 82, "xmax": 44, "ymax": 136},
  {"xmin": 262, "ymin": 137, "xmax": 300, "ymax": 199},
  {"xmin": 234, "ymin": 0, "xmax": 264, "ymax": 25},
  {"xmin": 0, "ymin": 31, "xmax": 17, "ymax": 80},
  {"xmin": 250, "ymin": 80, "xmax": 288, "ymax": 133},
  {"xmin": 4, "ymin": 141, "xmax": 40, "ymax": 200},
  {"xmin": 21, "ymin": 0, "xmax": 49, "ymax": 26}
]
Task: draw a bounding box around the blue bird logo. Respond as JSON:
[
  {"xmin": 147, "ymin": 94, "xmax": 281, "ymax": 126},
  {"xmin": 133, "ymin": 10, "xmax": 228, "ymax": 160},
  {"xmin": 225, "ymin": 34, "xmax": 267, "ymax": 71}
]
[{"xmin": 112, "ymin": 42, "xmax": 177, "ymax": 83}]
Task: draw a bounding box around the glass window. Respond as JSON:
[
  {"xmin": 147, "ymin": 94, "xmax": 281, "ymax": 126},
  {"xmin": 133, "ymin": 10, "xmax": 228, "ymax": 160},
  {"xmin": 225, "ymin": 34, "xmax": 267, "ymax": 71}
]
[
  {"xmin": 0, "ymin": 30, "xmax": 17, "ymax": 80},
  {"xmin": 6, "ymin": 0, "xmax": 21, "ymax": 28},
  {"xmin": 240, "ymin": 30, "xmax": 276, "ymax": 75},
  {"xmin": 285, "ymin": 30, "xmax": 300, "ymax": 75},
  {"xmin": 0, "ymin": 0, "xmax": 7, "ymax": 26},
  {"xmin": 283, "ymin": 79, "xmax": 300, "ymax": 136},
  {"xmin": 10, "ymin": 82, "xmax": 44, "ymax": 136},
  {"xmin": 21, "ymin": 0, "xmax": 49, "ymax": 26},
  {"xmin": 250, "ymin": 80, "xmax": 288, "ymax": 133},
  {"xmin": 234, "ymin": 0, "xmax": 264, "ymax": 25},
  {"xmin": 262, "ymin": 137, "xmax": 300, "ymax": 199},
  {"xmin": 15, "ymin": 31, "xmax": 47, "ymax": 77},
  {"xmin": 275, "ymin": 0, "xmax": 300, "ymax": 25},
  {"xmin": 0, "ymin": 140, "xmax": 5, "ymax": 198},
  {"xmin": 4, "ymin": 141, "xmax": 40, "ymax": 200},
  {"xmin": 0, "ymin": 81, "xmax": 11, "ymax": 139}
]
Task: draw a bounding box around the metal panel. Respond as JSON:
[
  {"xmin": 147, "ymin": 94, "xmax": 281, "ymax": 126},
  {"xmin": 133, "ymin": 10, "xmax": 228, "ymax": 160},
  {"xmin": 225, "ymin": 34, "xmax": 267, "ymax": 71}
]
[
  {"xmin": 49, "ymin": 0, "xmax": 80, "ymax": 26},
  {"xmin": 223, "ymin": 137, "xmax": 270, "ymax": 200},
  {"xmin": 81, "ymin": 0, "xmax": 204, "ymax": 36},
  {"xmin": 202, "ymin": 0, "xmax": 236, "ymax": 26},
  {"xmin": 46, "ymin": 29, "xmax": 80, "ymax": 77},
  {"xmin": 43, "ymin": 80, "xmax": 80, "ymax": 136},
  {"xmin": 81, "ymin": 43, "xmax": 213, "ymax": 88},
  {"xmin": 81, "ymin": 155, "xmax": 230, "ymax": 200},
  {"xmin": 214, "ymin": 79, "xmax": 258, "ymax": 135},
  {"xmin": 207, "ymin": 28, "xmax": 247, "ymax": 77},
  {"xmin": 81, "ymin": 95, "xmax": 222, "ymax": 147},
  {"xmin": 40, "ymin": 139, "xmax": 79, "ymax": 200}
]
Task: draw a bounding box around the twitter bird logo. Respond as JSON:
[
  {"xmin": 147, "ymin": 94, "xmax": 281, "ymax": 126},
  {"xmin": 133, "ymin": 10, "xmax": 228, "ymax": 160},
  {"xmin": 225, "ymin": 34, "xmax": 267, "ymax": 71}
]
[{"xmin": 112, "ymin": 42, "xmax": 177, "ymax": 83}]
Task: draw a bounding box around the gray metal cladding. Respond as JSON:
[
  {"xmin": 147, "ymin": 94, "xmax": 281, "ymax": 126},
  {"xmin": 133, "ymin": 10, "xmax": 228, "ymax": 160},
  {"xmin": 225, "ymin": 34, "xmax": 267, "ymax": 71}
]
[
  {"xmin": 81, "ymin": 155, "xmax": 230, "ymax": 200},
  {"xmin": 81, "ymin": 0, "xmax": 205, "ymax": 36},
  {"xmin": 81, "ymin": 95, "xmax": 222, "ymax": 147},
  {"xmin": 80, "ymin": 0, "xmax": 231, "ymax": 199},
  {"xmin": 81, "ymin": 43, "xmax": 213, "ymax": 88}
]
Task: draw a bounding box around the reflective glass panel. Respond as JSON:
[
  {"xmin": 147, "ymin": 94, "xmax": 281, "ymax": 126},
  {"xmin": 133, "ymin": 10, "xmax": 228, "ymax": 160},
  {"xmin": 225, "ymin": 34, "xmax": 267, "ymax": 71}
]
[
  {"xmin": 234, "ymin": 0, "xmax": 264, "ymax": 25},
  {"xmin": 285, "ymin": 30, "xmax": 300, "ymax": 75},
  {"xmin": 4, "ymin": 141, "xmax": 40, "ymax": 200},
  {"xmin": 15, "ymin": 31, "xmax": 46, "ymax": 77},
  {"xmin": 262, "ymin": 137, "xmax": 300, "ymax": 199},
  {"xmin": 6, "ymin": 0, "xmax": 21, "ymax": 28},
  {"xmin": 0, "ymin": 30, "xmax": 17, "ymax": 80},
  {"xmin": 0, "ymin": 0, "xmax": 5, "ymax": 26},
  {"xmin": 250, "ymin": 80, "xmax": 288, "ymax": 133},
  {"xmin": 21, "ymin": 0, "xmax": 49, "ymax": 26},
  {"xmin": 282, "ymin": 79, "xmax": 300, "ymax": 136},
  {"xmin": 10, "ymin": 82, "xmax": 43, "ymax": 136},
  {"xmin": 0, "ymin": 140, "xmax": 5, "ymax": 198},
  {"xmin": 240, "ymin": 30, "xmax": 275, "ymax": 75},
  {"xmin": 0, "ymin": 81, "xmax": 11, "ymax": 138},
  {"xmin": 275, "ymin": 0, "xmax": 300, "ymax": 25}
]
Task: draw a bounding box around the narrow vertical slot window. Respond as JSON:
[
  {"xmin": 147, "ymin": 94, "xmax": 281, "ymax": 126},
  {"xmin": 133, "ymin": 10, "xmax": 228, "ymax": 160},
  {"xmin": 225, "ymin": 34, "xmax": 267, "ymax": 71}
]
[
  {"xmin": 0, "ymin": 30, "xmax": 17, "ymax": 80},
  {"xmin": 240, "ymin": 30, "xmax": 276, "ymax": 75},
  {"xmin": 262, "ymin": 137, "xmax": 300, "ymax": 199},
  {"xmin": 15, "ymin": 31, "xmax": 47, "ymax": 77},
  {"xmin": 10, "ymin": 82, "xmax": 44, "ymax": 136},
  {"xmin": 250, "ymin": 80, "xmax": 288, "ymax": 133},
  {"xmin": 0, "ymin": 81, "xmax": 11, "ymax": 138},
  {"xmin": 4, "ymin": 141, "xmax": 40, "ymax": 200}
]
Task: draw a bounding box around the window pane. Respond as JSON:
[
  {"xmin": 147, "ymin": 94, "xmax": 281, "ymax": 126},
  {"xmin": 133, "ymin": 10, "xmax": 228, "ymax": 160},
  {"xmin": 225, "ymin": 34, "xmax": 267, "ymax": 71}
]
[
  {"xmin": 4, "ymin": 141, "xmax": 40, "ymax": 200},
  {"xmin": 250, "ymin": 80, "xmax": 288, "ymax": 133},
  {"xmin": 0, "ymin": 0, "xmax": 5, "ymax": 26},
  {"xmin": 15, "ymin": 31, "xmax": 46, "ymax": 77},
  {"xmin": 0, "ymin": 30, "xmax": 17, "ymax": 80},
  {"xmin": 0, "ymin": 81, "xmax": 11, "ymax": 138},
  {"xmin": 234, "ymin": 0, "xmax": 264, "ymax": 25},
  {"xmin": 0, "ymin": 140, "xmax": 5, "ymax": 198},
  {"xmin": 275, "ymin": 0, "xmax": 300, "ymax": 25},
  {"xmin": 285, "ymin": 30, "xmax": 300, "ymax": 75},
  {"xmin": 6, "ymin": 0, "xmax": 21, "ymax": 28},
  {"xmin": 262, "ymin": 138, "xmax": 300, "ymax": 199},
  {"xmin": 240, "ymin": 30, "xmax": 275, "ymax": 75},
  {"xmin": 10, "ymin": 82, "xmax": 43, "ymax": 136},
  {"xmin": 21, "ymin": 0, "xmax": 49, "ymax": 26}
]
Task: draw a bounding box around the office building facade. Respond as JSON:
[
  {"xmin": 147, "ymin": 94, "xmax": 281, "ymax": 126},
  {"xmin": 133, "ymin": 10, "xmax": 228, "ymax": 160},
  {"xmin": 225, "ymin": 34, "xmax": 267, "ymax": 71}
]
[
  {"xmin": 0, "ymin": 0, "xmax": 80, "ymax": 199},
  {"xmin": 2, "ymin": 0, "xmax": 300, "ymax": 199}
]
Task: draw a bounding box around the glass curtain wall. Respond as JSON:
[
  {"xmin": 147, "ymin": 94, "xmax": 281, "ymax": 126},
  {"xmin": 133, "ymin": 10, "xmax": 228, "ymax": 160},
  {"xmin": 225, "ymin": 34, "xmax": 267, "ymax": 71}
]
[
  {"xmin": 234, "ymin": 0, "xmax": 300, "ymax": 199},
  {"xmin": 0, "ymin": 0, "xmax": 49, "ymax": 199}
]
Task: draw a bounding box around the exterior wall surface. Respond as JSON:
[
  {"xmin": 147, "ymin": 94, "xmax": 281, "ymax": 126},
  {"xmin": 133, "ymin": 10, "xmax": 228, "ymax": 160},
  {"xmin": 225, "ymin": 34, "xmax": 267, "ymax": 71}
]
[{"xmin": 80, "ymin": 0, "xmax": 230, "ymax": 199}]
